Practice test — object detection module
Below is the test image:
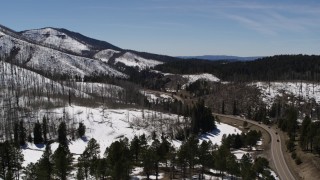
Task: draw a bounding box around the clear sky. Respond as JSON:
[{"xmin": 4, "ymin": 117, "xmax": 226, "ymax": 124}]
[{"xmin": 2, "ymin": 0, "xmax": 319, "ymax": 56}]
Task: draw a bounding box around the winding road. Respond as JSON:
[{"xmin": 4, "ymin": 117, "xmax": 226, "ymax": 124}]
[{"xmin": 215, "ymin": 114, "xmax": 296, "ymax": 180}]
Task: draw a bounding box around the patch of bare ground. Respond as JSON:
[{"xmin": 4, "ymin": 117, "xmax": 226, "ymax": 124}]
[{"xmin": 279, "ymin": 129, "xmax": 320, "ymax": 180}]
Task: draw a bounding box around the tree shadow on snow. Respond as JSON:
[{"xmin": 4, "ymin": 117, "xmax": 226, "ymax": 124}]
[
  {"xmin": 199, "ymin": 128, "xmax": 221, "ymax": 140},
  {"xmin": 81, "ymin": 136, "xmax": 89, "ymax": 142},
  {"xmin": 35, "ymin": 143, "xmax": 45, "ymax": 148}
]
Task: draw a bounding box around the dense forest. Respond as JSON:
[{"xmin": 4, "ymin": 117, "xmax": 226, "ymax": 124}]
[{"xmin": 155, "ymin": 55, "xmax": 320, "ymax": 82}]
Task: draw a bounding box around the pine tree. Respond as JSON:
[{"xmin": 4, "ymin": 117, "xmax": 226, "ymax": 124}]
[
  {"xmin": 198, "ymin": 141, "xmax": 213, "ymax": 177},
  {"xmin": 36, "ymin": 144, "xmax": 53, "ymax": 179},
  {"xmin": 58, "ymin": 122, "xmax": 68, "ymax": 147},
  {"xmin": 33, "ymin": 121, "xmax": 43, "ymax": 144},
  {"xmin": 106, "ymin": 139, "xmax": 131, "ymax": 180},
  {"xmin": 0, "ymin": 141, "xmax": 24, "ymax": 180},
  {"xmin": 130, "ymin": 135, "xmax": 141, "ymax": 163},
  {"xmin": 23, "ymin": 163, "xmax": 37, "ymax": 180},
  {"xmin": 42, "ymin": 116, "xmax": 48, "ymax": 143},
  {"xmin": 78, "ymin": 138, "xmax": 100, "ymax": 179},
  {"xmin": 77, "ymin": 122, "xmax": 85, "ymax": 138},
  {"xmin": 52, "ymin": 145, "xmax": 73, "ymax": 180},
  {"xmin": 240, "ymin": 153, "xmax": 255, "ymax": 180},
  {"xmin": 19, "ymin": 120, "xmax": 26, "ymax": 146}
]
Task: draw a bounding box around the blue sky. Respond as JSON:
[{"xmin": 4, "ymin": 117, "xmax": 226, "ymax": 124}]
[{"xmin": 2, "ymin": 0, "xmax": 320, "ymax": 56}]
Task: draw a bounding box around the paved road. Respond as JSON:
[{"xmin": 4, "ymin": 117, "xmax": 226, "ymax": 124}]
[{"xmin": 215, "ymin": 114, "xmax": 296, "ymax": 180}]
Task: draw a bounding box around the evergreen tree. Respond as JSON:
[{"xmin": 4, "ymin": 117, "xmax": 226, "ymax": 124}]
[
  {"xmin": 191, "ymin": 100, "xmax": 215, "ymax": 134},
  {"xmin": 36, "ymin": 144, "xmax": 53, "ymax": 180},
  {"xmin": 106, "ymin": 139, "xmax": 131, "ymax": 180},
  {"xmin": 19, "ymin": 120, "xmax": 26, "ymax": 146},
  {"xmin": 23, "ymin": 163, "xmax": 37, "ymax": 180},
  {"xmin": 214, "ymin": 144, "xmax": 229, "ymax": 177},
  {"xmin": 0, "ymin": 141, "xmax": 24, "ymax": 180},
  {"xmin": 240, "ymin": 153, "xmax": 255, "ymax": 180},
  {"xmin": 52, "ymin": 145, "xmax": 73, "ymax": 180},
  {"xmin": 58, "ymin": 122, "xmax": 68, "ymax": 147},
  {"xmin": 77, "ymin": 122, "xmax": 86, "ymax": 138},
  {"xmin": 42, "ymin": 116, "xmax": 48, "ymax": 143},
  {"xmin": 33, "ymin": 121, "xmax": 43, "ymax": 144},
  {"xmin": 226, "ymin": 154, "xmax": 240, "ymax": 179},
  {"xmin": 142, "ymin": 145, "xmax": 156, "ymax": 180},
  {"xmin": 78, "ymin": 138, "xmax": 100, "ymax": 179},
  {"xmin": 198, "ymin": 141, "xmax": 213, "ymax": 177},
  {"xmin": 130, "ymin": 135, "xmax": 141, "ymax": 163}
]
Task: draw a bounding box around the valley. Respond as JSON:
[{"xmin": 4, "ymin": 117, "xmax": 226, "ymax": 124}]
[{"xmin": 0, "ymin": 23, "xmax": 319, "ymax": 180}]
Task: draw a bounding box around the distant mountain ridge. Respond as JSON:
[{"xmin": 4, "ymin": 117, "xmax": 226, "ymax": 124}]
[{"xmin": 179, "ymin": 55, "xmax": 263, "ymax": 61}]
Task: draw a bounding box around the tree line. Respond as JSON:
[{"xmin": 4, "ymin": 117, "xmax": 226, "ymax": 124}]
[{"xmin": 155, "ymin": 55, "xmax": 320, "ymax": 82}]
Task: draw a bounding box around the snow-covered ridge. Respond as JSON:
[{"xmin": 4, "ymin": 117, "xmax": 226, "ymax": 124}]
[
  {"xmin": 22, "ymin": 28, "xmax": 90, "ymax": 54},
  {"xmin": 182, "ymin": 73, "xmax": 220, "ymax": 88},
  {"xmin": 115, "ymin": 52, "xmax": 163, "ymax": 70},
  {"xmin": 0, "ymin": 31, "xmax": 127, "ymax": 78},
  {"xmin": 94, "ymin": 49, "xmax": 120, "ymax": 63},
  {"xmin": 252, "ymin": 81, "xmax": 320, "ymax": 105}
]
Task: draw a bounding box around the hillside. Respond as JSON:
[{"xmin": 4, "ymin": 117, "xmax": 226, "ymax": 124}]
[
  {"xmin": 1, "ymin": 23, "xmax": 318, "ymax": 180},
  {"xmin": 0, "ymin": 27, "xmax": 127, "ymax": 79}
]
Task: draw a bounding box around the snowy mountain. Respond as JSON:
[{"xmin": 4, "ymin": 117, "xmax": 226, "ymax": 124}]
[
  {"xmin": 20, "ymin": 26, "xmax": 166, "ymax": 71},
  {"xmin": 21, "ymin": 28, "xmax": 91, "ymax": 55},
  {"xmin": 0, "ymin": 27, "xmax": 127, "ymax": 78}
]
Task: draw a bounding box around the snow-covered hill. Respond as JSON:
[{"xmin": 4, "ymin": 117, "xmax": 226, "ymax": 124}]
[
  {"xmin": 94, "ymin": 49, "xmax": 120, "ymax": 63},
  {"xmin": 115, "ymin": 52, "xmax": 163, "ymax": 70},
  {"xmin": 182, "ymin": 73, "xmax": 220, "ymax": 88},
  {"xmin": 21, "ymin": 28, "xmax": 90, "ymax": 54},
  {"xmin": 0, "ymin": 29, "xmax": 127, "ymax": 78}
]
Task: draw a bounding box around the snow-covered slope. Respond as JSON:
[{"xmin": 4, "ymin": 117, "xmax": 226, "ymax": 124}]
[
  {"xmin": 94, "ymin": 49, "xmax": 120, "ymax": 63},
  {"xmin": 252, "ymin": 81, "xmax": 320, "ymax": 105},
  {"xmin": 0, "ymin": 29, "xmax": 127, "ymax": 78},
  {"xmin": 22, "ymin": 105, "xmax": 241, "ymax": 167},
  {"xmin": 182, "ymin": 73, "xmax": 220, "ymax": 88},
  {"xmin": 115, "ymin": 52, "xmax": 163, "ymax": 70},
  {"xmin": 21, "ymin": 28, "xmax": 90, "ymax": 54}
]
